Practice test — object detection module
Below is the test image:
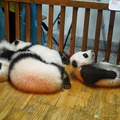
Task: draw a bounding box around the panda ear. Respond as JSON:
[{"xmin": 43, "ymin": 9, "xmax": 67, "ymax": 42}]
[
  {"xmin": 72, "ymin": 60, "xmax": 78, "ymax": 68},
  {"xmin": 14, "ymin": 40, "xmax": 19, "ymax": 46}
]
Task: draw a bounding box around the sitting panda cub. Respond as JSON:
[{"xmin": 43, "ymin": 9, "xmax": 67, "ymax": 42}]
[{"xmin": 70, "ymin": 50, "xmax": 120, "ymax": 87}]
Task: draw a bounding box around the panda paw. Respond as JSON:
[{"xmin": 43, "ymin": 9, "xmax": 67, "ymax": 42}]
[{"xmin": 62, "ymin": 84, "xmax": 71, "ymax": 89}]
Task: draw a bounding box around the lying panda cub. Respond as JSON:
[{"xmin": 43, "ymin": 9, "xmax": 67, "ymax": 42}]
[
  {"xmin": 0, "ymin": 40, "xmax": 71, "ymax": 93},
  {"xmin": 8, "ymin": 51, "xmax": 71, "ymax": 93},
  {"xmin": 70, "ymin": 50, "xmax": 120, "ymax": 87},
  {"xmin": 11, "ymin": 40, "xmax": 63, "ymax": 66}
]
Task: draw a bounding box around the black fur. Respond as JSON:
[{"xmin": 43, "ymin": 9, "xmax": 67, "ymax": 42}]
[
  {"xmin": 14, "ymin": 40, "xmax": 19, "ymax": 45},
  {"xmin": 72, "ymin": 60, "xmax": 78, "ymax": 68},
  {"xmin": 59, "ymin": 52, "xmax": 70, "ymax": 65},
  {"xmin": 83, "ymin": 53, "xmax": 88, "ymax": 58},
  {"xmin": 0, "ymin": 47, "xmax": 11, "ymax": 56},
  {"xmin": 51, "ymin": 62, "xmax": 71, "ymax": 89},
  {"xmin": 13, "ymin": 40, "xmax": 33, "ymax": 52},
  {"xmin": 81, "ymin": 64, "xmax": 117, "ymax": 85},
  {"xmin": 17, "ymin": 44, "xmax": 33, "ymax": 52},
  {"xmin": 1, "ymin": 50, "xmax": 16, "ymax": 60},
  {"xmin": 62, "ymin": 71, "xmax": 71, "ymax": 89},
  {"xmin": 8, "ymin": 52, "xmax": 46, "ymax": 78},
  {"xmin": 8, "ymin": 52, "xmax": 44, "ymax": 82}
]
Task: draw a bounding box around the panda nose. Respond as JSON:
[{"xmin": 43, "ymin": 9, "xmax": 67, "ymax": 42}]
[{"xmin": 72, "ymin": 60, "xmax": 78, "ymax": 68}]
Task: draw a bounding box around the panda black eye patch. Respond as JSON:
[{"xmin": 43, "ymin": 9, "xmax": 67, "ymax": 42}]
[
  {"xmin": 83, "ymin": 53, "xmax": 88, "ymax": 58},
  {"xmin": 72, "ymin": 60, "xmax": 78, "ymax": 68}
]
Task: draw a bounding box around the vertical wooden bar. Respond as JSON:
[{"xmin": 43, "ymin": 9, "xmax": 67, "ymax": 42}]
[
  {"xmin": 37, "ymin": 4, "xmax": 42, "ymax": 44},
  {"xmin": 105, "ymin": 11, "xmax": 115, "ymax": 61},
  {"xmin": 4, "ymin": 1, "xmax": 10, "ymax": 42},
  {"xmin": 70, "ymin": 7, "xmax": 78, "ymax": 56},
  {"xmin": 48, "ymin": 5, "xmax": 54, "ymax": 48},
  {"xmin": 15, "ymin": 2, "xmax": 20, "ymax": 40},
  {"xmin": 82, "ymin": 8, "xmax": 90, "ymax": 51},
  {"xmin": 94, "ymin": 10, "xmax": 102, "ymax": 61},
  {"xmin": 59, "ymin": 6, "xmax": 66, "ymax": 53},
  {"xmin": 116, "ymin": 41, "xmax": 120, "ymax": 64},
  {"xmin": 26, "ymin": 3, "xmax": 30, "ymax": 42}
]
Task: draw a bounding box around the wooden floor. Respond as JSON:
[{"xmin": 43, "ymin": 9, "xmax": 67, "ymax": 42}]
[{"xmin": 0, "ymin": 65, "xmax": 120, "ymax": 120}]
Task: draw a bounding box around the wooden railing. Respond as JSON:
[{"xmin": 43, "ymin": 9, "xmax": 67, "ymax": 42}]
[{"xmin": 4, "ymin": 0, "xmax": 120, "ymax": 64}]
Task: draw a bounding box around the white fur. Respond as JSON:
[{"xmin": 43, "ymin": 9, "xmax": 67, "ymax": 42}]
[
  {"xmin": 0, "ymin": 40, "xmax": 14, "ymax": 50},
  {"xmin": 70, "ymin": 50, "xmax": 95, "ymax": 83},
  {"xmin": 0, "ymin": 40, "xmax": 67, "ymax": 92},
  {"xmin": 70, "ymin": 50, "xmax": 95, "ymax": 67},
  {"xmin": 94, "ymin": 62, "xmax": 120, "ymax": 87},
  {"xmin": 12, "ymin": 40, "xmax": 63, "ymax": 66},
  {"xmin": 9, "ymin": 52, "xmax": 63, "ymax": 93},
  {"xmin": 27, "ymin": 45, "xmax": 62, "ymax": 65},
  {"xmin": 0, "ymin": 40, "xmax": 14, "ymax": 55},
  {"xmin": 70, "ymin": 50, "xmax": 120, "ymax": 87},
  {"xmin": 11, "ymin": 40, "xmax": 32, "ymax": 50}
]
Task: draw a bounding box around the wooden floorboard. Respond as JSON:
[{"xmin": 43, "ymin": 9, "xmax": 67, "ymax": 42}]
[{"xmin": 0, "ymin": 65, "xmax": 120, "ymax": 120}]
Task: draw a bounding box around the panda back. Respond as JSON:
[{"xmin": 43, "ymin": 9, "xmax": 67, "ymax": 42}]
[
  {"xmin": 8, "ymin": 52, "xmax": 63, "ymax": 93},
  {"xmin": 28, "ymin": 45, "xmax": 63, "ymax": 65},
  {"xmin": 81, "ymin": 64, "xmax": 117, "ymax": 85}
]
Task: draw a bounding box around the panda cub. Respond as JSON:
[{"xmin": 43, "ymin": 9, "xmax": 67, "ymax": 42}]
[
  {"xmin": 8, "ymin": 51, "xmax": 70, "ymax": 93},
  {"xmin": 70, "ymin": 50, "xmax": 120, "ymax": 87},
  {"xmin": 12, "ymin": 40, "xmax": 63, "ymax": 66},
  {"xmin": 0, "ymin": 40, "xmax": 71, "ymax": 93}
]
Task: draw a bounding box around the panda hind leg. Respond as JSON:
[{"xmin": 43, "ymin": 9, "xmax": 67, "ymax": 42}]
[{"xmin": 62, "ymin": 71, "xmax": 71, "ymax": 89}]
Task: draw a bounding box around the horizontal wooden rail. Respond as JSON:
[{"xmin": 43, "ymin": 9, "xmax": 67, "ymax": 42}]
[
  {"xmin": 5, "ymin": 0, "xmax": 109, "ymax": 10},
  {"xmin": 4, "ymin": 0, "xmax": 120, "ymax": 64}
]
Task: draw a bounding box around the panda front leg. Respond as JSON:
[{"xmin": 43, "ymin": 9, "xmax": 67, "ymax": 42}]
[{"xmin": 62, "ymin": 71, "xmax": 71, "ymax": 89}]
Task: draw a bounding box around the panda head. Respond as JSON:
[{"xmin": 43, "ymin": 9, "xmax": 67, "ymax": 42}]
[
  {"xmin": 0, "ymin": 40, "xmax": 14, "ymax": 56},
  {"xmin": 11, "ymin": 40, "xmax": 32, "ymax": 51},
  {"xmin": 70, "ymin": 50, "xmax": 95, "ymax": 68}
]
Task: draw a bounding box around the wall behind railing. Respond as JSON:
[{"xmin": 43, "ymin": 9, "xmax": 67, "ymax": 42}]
[{"xmin": 42, "ymin": 3, "xmax": 120, "ymax": 52}]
